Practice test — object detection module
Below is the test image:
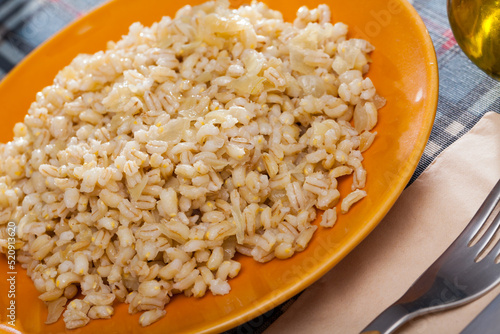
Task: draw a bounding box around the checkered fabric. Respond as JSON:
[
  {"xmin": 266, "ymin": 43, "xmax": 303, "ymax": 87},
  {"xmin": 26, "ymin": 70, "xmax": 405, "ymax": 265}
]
[
  {"xmin": 409, "ymin": 0, "xmax": 500, "ymax": 184},
  {"xmin": 0, "ymin": 0, "xmax": 497, "ymax": 333}
]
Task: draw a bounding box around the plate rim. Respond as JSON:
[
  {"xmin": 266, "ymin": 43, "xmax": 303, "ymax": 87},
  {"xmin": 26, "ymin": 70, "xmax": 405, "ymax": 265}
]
[{"xmin": 0, "ymin": 0, "xmax": 439, "ymax": 332}]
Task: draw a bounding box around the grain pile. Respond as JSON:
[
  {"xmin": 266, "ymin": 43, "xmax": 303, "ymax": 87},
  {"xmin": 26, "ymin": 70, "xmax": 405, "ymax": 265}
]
[{"xmin": 0, "ymin": 0, "xmax": 384, "ymax": 328}]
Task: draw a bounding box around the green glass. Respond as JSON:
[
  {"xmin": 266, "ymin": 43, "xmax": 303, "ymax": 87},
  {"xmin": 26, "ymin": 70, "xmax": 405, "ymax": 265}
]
[{"xmin": 448, "ymin": 0, "xmax": 500, "ymax": 79}]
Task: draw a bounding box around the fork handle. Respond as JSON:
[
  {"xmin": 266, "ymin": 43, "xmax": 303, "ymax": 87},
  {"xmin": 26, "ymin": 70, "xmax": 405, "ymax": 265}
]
[{"xmin": 360, "ymin": 304, "xmax": 413, "ymax": 334}]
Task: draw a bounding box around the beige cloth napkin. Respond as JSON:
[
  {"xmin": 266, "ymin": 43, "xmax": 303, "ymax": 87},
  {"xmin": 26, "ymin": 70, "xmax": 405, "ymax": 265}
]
[{"xmin": 265, "ymin": 111, "xmax": 500, "ymax": 334}]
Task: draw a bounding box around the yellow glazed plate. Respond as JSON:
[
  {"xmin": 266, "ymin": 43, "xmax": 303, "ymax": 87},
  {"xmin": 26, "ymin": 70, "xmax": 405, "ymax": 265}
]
[{"xmin": 0, "ymin": 0, "xmax": 438, "ymax": 333}]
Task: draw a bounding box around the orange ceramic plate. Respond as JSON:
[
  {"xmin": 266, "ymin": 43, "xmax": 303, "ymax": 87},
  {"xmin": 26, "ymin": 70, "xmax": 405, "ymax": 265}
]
[{"xmin": 0, "ymin": 0, "xmax": 437, "ymax": 333}]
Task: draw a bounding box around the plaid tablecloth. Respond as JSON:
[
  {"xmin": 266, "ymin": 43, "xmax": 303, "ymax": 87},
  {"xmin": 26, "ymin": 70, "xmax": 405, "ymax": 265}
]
[{"xmin": 0, "ymin": 0, "xmax": 498, "ymax": 333}]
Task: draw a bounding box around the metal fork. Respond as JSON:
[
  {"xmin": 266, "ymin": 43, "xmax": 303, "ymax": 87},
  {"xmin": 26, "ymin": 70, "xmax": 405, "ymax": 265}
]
[{"xmin": 361, "ymin": 179, "xmax": 500, "ymax": 334}]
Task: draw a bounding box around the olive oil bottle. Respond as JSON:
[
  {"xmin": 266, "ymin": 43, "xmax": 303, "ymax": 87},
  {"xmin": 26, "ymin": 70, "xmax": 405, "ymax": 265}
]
[{"xmin": 448, "ymin": 0, "xmax": 500, "ymax": 79}]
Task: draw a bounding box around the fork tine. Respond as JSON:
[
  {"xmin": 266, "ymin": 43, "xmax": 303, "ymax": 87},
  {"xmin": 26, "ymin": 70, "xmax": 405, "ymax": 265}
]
[
  {"xmin": 472, "ymin": 206, "xmax": 500, "ymax": 258},
  {"xmin": 464, "ymin": 179, "xmax": 500, "ymax": 245},
  {"xmin": 486, "ymin": 211, "xmax": 500, "ymax": 260}
]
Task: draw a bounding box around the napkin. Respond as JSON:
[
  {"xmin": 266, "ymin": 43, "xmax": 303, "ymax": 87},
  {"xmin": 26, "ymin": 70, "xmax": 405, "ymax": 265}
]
[{"xmin": 265, "ymin": 111, "xmax": 500, "ymax": 334}]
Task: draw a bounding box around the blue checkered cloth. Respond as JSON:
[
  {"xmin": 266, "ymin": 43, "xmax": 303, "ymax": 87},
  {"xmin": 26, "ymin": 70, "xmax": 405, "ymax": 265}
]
[{"xmin": 0, "ymin": 0, "xmax": 497, "ymax": 333}]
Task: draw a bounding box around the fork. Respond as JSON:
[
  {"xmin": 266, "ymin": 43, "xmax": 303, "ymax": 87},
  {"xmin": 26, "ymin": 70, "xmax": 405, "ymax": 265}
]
[{"xmin": 361, "ymin": 178, "xmax": 500, "ymax": 334}]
